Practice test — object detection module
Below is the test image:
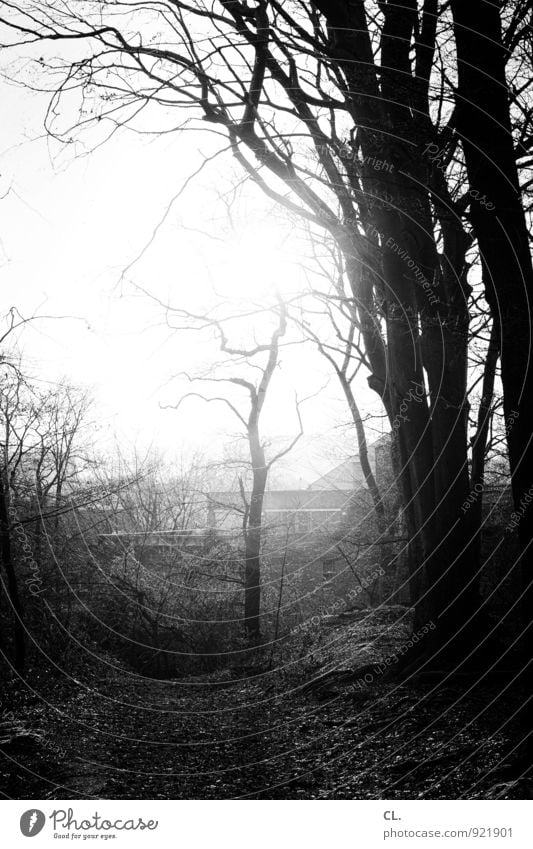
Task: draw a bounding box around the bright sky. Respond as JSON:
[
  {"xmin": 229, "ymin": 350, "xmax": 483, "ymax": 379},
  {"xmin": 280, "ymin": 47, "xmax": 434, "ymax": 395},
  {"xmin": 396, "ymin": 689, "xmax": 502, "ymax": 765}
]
[{"xmin": 0, "ymin": 73, "xmax": 385, "ymax": 486}]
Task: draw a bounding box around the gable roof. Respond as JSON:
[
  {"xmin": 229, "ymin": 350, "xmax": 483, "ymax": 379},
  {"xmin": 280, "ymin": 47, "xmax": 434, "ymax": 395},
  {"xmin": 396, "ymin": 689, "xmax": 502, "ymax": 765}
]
[
  {"xmin": 307, "ymin": 457, "xmax": 366, "ymax": 491},
  {"xmin": 307, "ymin": 434, "xmax": 391, "ymax": 491}
]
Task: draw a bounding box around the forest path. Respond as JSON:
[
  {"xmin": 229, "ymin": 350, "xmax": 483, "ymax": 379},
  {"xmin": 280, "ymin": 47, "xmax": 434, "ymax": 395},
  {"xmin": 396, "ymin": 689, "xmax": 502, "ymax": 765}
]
[{"xmin": 2, "ymin": 634, "xmax": 521, "ymax": 799}]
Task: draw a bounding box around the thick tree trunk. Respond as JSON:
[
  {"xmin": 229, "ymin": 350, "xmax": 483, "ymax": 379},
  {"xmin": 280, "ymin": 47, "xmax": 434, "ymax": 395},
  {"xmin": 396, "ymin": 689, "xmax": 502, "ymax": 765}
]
[
  {"xmin": 323, "ymin": 0, "xmax": 483, "ymax": 667},
  {"xmin": 449, "ymin": 3, "xmax": 533, "ymax": 779},
  {"xmin": 451, "ymin": 0, "xmax": 533, "ymax": 649}
]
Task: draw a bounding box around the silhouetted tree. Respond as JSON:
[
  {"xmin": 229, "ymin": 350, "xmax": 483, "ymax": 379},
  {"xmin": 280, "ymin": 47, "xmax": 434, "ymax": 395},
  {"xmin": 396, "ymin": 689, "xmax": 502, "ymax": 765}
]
[{"xmin": 169, "ymin": 299, "xmax": 302, "ymax": 638}]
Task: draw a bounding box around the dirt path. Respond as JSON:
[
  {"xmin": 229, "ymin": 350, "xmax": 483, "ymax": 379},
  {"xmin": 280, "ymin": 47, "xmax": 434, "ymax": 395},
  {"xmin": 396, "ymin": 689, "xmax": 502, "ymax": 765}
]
[{"xmin": 2, "ymin": 659, "xmax": 521, "ymax": 799}]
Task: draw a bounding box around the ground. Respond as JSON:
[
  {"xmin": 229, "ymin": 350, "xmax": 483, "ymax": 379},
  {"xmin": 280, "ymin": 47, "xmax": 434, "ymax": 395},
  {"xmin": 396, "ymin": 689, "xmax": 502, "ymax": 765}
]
[{"xmin": 1, "ymin": 610, "xmax": 531, "ymax": 799}]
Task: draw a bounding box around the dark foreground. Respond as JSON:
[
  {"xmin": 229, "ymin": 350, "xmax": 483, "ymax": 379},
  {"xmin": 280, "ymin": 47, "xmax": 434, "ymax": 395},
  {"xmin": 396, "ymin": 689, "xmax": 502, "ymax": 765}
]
[{"xmin": 1, "ymin": 612, "xmax": 531, "ymax": 799}]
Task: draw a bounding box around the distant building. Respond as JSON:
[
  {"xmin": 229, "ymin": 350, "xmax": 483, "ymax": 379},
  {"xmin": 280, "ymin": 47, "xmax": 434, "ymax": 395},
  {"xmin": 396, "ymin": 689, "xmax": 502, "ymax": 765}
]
[
  {"xmin": 206, "ymin": 488, "xmax": 358, "ymax": 537},
  {"xmin": 95, "ymin": 435, "xmax": 407, "ymax": 608},
  {"xmin": 207, "ymin": 435, "xmax": 393, "ymax": 538}
]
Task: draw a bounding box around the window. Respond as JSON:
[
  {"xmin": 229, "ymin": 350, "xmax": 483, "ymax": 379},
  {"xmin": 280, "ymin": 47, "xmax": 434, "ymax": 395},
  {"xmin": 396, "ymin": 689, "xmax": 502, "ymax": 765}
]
[{"xmin": 323, "ymin": 558, "xmax": 337, "ymax": 581}]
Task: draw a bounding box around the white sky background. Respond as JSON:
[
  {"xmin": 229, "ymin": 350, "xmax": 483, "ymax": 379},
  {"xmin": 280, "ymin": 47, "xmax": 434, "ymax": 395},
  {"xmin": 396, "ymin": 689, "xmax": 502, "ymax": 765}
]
[{"xmin": 0, "ymin": 72, "xmax": 386, "ymax": 487}]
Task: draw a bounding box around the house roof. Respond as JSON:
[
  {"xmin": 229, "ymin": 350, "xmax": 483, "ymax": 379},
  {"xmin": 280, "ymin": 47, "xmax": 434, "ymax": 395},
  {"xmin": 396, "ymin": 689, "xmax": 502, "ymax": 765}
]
[
  {"xmin": 307, "ymin": 434, "xmax": 391, "ymax": 491},
  {"xmin": 307, "ymin": 457, "xmax": 367, "ymax": 491},
  {"xmin": 207, "ymin": 436, "xmax": 391, "ymax": 510}
]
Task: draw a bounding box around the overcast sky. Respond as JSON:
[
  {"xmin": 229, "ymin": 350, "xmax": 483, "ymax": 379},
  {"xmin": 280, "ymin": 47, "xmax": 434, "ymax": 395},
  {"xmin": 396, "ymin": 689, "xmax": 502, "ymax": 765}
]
[{"xmin": 0, "ymin": 71, "xmax": 386, "ymax": 486}]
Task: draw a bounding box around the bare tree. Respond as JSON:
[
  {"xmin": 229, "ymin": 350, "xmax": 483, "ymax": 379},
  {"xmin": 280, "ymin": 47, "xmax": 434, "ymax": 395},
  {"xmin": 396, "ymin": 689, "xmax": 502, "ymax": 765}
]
[
  {"xmin": 0, "ymin": 354, "xmax": 43, "ymax": 671},
  {"xmin": 169, "ymin": 299, "xmax": 302, "ymax": 638},
  {"xmin": 0, "ymin": 347, "xmax": 93, "ymax": 669}
]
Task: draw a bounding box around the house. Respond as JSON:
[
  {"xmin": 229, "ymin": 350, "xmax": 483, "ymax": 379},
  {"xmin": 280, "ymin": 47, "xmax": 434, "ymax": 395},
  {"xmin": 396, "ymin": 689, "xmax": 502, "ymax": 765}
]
[
  {"xmin": 206, "ymin": 487, "xmax": 360, "ymax": 538},
  {"xmin": 95, "ymin": 435, "xmax": 406, "ymax": 608},
  {"xmin": 97, "ymin": 435, "xmax": 394, "ymax": 565},
  {"xmin": 207, "ymin": 434, "xmax": 393, "ymax": 540}
]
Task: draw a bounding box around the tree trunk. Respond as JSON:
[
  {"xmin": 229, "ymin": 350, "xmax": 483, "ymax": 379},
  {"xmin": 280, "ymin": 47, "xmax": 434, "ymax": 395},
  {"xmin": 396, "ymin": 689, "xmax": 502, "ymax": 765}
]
[
  {"xmin": 0, "ymin": 472, "xmax": 25, "ymax": 671},
  {"xmin": 451, "ymin": 0, "xmax": 533, "ymax": 647},
  {"xmin": 243, "ymin": 424, "xmax": 267, "ymax": 640},
  {"xmin": 338, "ymin": 374, "xmax": 385, "ymax": 523},
  {"xmin": 325, "ymin": 0, "xmax": 482, "ymax": 667}
]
